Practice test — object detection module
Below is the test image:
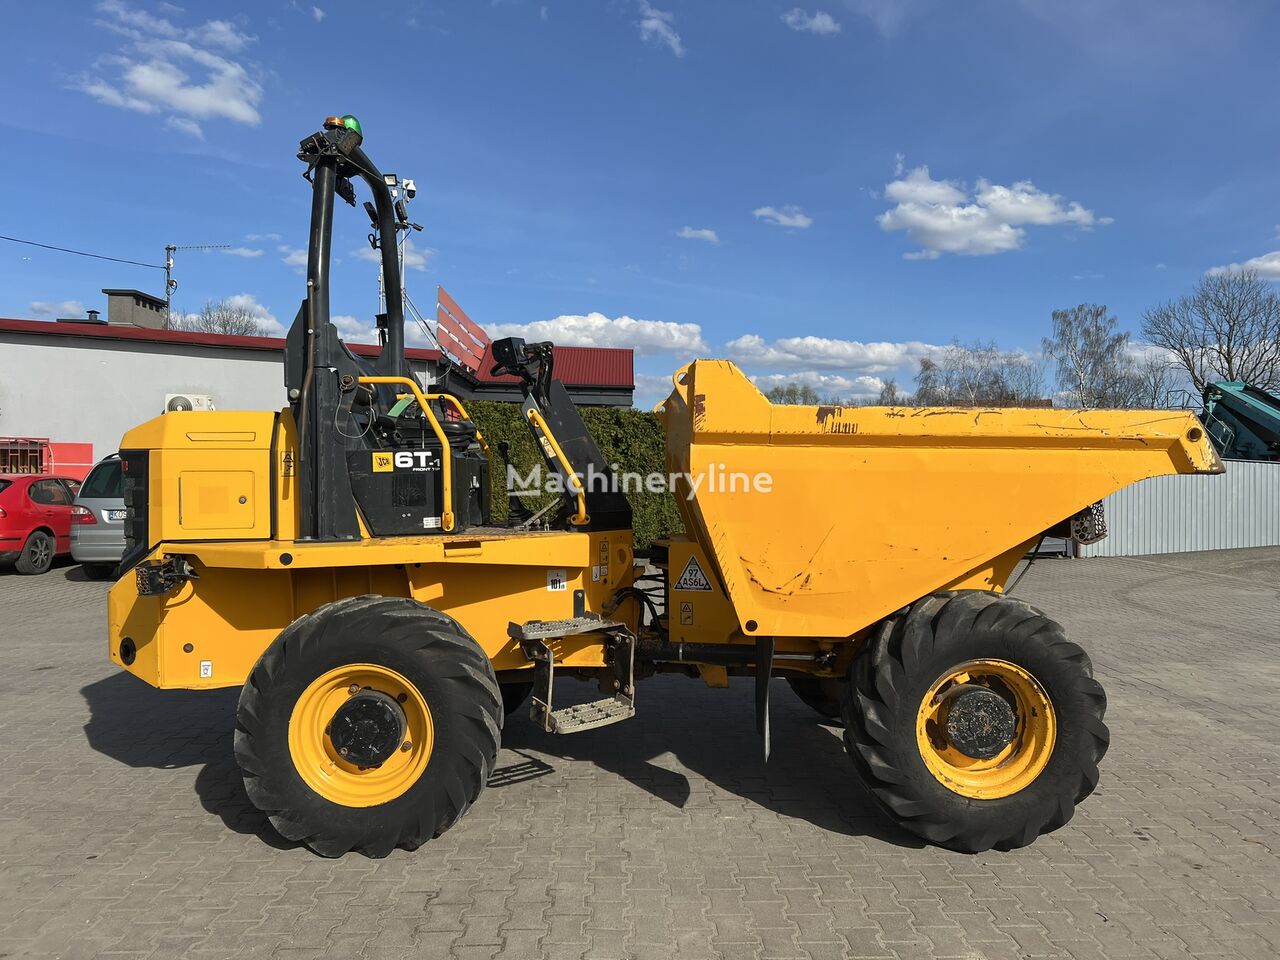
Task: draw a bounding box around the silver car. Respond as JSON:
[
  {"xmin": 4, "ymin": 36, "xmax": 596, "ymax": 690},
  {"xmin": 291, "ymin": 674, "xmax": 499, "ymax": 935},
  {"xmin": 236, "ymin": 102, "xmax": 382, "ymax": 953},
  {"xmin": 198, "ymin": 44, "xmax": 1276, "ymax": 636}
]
[{"xmin": 70, "ymin": 454, "xmax": 125, "ymax": 579}]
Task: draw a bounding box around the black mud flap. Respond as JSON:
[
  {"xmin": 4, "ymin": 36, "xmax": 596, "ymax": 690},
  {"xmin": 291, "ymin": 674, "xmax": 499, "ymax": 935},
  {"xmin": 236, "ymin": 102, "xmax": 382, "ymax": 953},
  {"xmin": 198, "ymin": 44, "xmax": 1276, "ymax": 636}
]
[{"xmin": 755, "ymin": 635, "xmax": 775, "ymax": 762}]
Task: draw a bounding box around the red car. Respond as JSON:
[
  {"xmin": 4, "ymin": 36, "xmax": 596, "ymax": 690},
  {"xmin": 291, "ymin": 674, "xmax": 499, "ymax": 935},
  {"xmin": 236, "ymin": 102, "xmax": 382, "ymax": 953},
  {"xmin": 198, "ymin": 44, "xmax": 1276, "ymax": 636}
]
[{"xmin": 0, "ymin": 474, "xmax": 82, "ymax": 575}]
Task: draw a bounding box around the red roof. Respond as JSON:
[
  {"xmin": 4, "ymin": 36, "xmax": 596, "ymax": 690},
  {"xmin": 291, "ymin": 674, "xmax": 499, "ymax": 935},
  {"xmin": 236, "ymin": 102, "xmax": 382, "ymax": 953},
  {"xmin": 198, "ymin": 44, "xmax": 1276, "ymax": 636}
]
[
  {"xmin": 0, "ymin": 316, "xmax": 441, "ymax": 362},
  {"xmin": 0, "ymin": 317, "xmax": 635, "ymax": 389}
]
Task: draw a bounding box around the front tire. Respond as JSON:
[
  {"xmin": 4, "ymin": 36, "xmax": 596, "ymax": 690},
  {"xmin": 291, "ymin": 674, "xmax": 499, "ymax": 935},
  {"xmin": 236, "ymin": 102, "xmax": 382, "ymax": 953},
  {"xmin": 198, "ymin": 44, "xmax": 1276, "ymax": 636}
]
[
  {"xmin": 15, "ymin": 531, "xmax": 54, "ymax": 575},
  {"xmin": 842, "ymin": 592, "xmax": 1108, "ymax": 853},
  {"xmin": 234, "ymin": 596, "xmax": 502, "ymax": 857}
]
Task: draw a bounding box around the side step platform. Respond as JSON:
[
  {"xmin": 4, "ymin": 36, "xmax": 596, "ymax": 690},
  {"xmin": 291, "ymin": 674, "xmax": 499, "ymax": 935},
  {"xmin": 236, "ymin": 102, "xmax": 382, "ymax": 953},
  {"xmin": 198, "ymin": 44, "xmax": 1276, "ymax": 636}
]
[{"xmin": 508, "ymin": 614, "xmax": 636, "ymax": 734}]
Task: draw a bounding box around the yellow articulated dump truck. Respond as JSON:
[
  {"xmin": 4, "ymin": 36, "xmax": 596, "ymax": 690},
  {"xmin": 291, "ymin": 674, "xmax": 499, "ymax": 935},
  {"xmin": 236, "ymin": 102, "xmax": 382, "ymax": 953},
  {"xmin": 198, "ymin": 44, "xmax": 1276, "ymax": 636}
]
[{"xmin": 107, "ymin": 117, "xmax": 1223, "ymax": 857}]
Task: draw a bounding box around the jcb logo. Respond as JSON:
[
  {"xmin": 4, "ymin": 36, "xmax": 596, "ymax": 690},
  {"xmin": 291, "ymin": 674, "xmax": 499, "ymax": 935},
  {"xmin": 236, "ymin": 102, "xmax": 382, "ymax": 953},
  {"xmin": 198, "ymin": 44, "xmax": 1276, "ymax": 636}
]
[{"xmin": 372, "ymin": 452, "xmax": 394, "ymax": 473}]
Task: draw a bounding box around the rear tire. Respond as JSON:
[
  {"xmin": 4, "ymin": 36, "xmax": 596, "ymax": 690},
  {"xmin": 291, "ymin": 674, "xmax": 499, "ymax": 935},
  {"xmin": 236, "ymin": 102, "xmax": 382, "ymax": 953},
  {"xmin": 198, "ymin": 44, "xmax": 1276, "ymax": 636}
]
[
  {"xmin": 786, "ymin": 677, "xmax": 844, "ymax": 719},
  {"xmin": 842, "ymin": 591, "xmax": 1108, "ymax": 853},
  {"xmin": 234, "ymin": 596, "xmax": 502, "ymax": 857},
  {"xmin": 15, "ymin": 531, "xmax": 54, "ymax": 575}
]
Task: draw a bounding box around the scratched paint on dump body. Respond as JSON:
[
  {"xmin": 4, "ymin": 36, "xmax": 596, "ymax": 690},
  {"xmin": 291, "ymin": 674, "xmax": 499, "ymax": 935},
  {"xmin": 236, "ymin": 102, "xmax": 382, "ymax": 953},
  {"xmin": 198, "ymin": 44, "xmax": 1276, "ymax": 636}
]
[{"xmin": 656, "ymin": 360, "xmax": 1223, "ymax": 641}]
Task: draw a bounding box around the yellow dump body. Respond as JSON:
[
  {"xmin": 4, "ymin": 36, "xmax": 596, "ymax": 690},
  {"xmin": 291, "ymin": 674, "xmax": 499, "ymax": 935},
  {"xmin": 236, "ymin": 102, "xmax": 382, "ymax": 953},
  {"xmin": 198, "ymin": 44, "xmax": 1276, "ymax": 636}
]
[{"xmin": 658, "ymin": 360, "xmax": 1223, "ymax": 642}]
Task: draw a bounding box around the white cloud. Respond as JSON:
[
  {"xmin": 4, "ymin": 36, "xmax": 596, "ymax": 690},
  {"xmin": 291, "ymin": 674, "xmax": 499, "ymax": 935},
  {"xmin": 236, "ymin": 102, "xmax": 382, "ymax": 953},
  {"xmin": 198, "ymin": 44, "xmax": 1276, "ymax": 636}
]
[
  {"xmin": 331, "ymin": 314, "xmax": 377, "ymax": 344},
  {"xmin": 676, "ymin": 226, "xmax": 720, "ymax": 244},
  {"xmin": 401, "ymin": 240, "xmax": 432, "ymax": 272},
  {"xmin": 279, "ymin": 245, "xmax": 307, "ymax": 271},
  {"xmin": 750, "ymin": 371, "xmax": 884, "ymax": 399},
  {"xmin": 95, "ymin": 0, "xmax": 181, "ymax": 38},
  {"xmin": 311, "ymin": 7, "xmax": 326, "ymax": 22},
  {"xmin": 844, "ymin": 0, "xmax": 929, "ymax": 37},
  {"xmin": 487, "ymin": 313, "xmax": 706, "ymax": 356},
  {"xmin": 191, "ymin": 19, "xmax": 254, "ymax": 51},
  {"xmin": 165, "ymin": 116, "xmax": 203, "ymax": 139},
  {"xmin": 226, "ymin": 294, "xmax": 284, "ymax": 335},
  {"xmin": 30, "ymin": 300, "xmax": 86, "ymax": 318},
  {"xmin": 877, "ymin": 165, "xmax": 1110, "ymax": 259},
  {"xmin": 222, "ymin": 246, "xmax": 263, "ymax": 258},
  {"xmin": 637, "ymin": 1, "xmax": 685, "ymax": 57},
  {"xmin": 1206, "ymin": 250, "xmax": 1280, "ymax": 281},
  {"xmin": 633, "ymin": 372, "xmax": 678, "ymax": 409},
  {"xmin": 724, "ymin": 333, "xmax": 937, "ymax": 374},
  {"xmin": 79, "ymin": 2, "xmax": 263, "ymax": 131},
  {"xmin": 354, "ymin": 237, "xmax": 433, "ymax": 273},
  {"xmin": 753, "ymin": 205, "xmax": 813, "ymax": 230},
  {"xmin": 540, "ymin": 5, "xmax": 549, "ymax": 21},
  {"xmin": 246, "ymin": 232, "xmax": 281, "ymax": 242},
  {"xmin": 782, "ymin": 9, "xmax": 841, "ymax": 34}
]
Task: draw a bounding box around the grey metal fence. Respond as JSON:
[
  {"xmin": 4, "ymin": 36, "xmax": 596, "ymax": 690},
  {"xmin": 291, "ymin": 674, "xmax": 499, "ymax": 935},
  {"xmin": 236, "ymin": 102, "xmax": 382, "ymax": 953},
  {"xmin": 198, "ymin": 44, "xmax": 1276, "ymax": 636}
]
[{"xmin": 1078, "ymin": 459, "xmax": 1280, "ymax": 557}]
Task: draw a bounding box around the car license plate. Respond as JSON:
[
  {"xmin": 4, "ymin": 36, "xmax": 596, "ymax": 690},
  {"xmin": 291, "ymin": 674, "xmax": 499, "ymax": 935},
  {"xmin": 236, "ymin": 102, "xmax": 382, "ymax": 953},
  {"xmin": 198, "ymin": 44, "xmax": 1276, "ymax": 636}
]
[{"xmin": 107, "ymin": 509, "xmax": 127, "ymax": 521}]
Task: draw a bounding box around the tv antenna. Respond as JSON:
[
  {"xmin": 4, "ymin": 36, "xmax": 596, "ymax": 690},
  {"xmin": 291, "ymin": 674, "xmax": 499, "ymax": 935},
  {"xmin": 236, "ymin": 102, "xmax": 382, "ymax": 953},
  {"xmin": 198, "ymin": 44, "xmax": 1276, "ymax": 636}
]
[{"xmin": 165, "ymin": 242, "xmax": 231, "ymax": 327}]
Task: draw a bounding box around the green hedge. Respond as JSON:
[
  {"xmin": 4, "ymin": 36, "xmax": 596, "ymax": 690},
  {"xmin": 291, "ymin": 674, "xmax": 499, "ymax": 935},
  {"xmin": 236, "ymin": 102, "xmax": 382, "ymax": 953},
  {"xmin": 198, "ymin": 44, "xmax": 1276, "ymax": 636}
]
[{"xmin": 466, "ymin": 400, "xmax": 684, "ymax": 551}]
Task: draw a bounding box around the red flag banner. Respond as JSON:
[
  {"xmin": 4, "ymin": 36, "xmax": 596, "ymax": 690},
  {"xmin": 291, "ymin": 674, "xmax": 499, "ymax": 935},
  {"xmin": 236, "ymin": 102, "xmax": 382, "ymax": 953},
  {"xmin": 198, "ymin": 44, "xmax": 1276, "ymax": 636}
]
[{"xmin": 436, "ymin": 286, "xmax": 491, "ymax": 373}]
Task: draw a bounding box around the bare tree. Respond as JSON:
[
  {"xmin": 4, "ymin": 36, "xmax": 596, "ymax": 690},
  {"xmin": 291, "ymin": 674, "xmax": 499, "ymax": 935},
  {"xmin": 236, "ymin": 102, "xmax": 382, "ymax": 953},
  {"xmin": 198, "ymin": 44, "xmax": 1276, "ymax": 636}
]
[
  {"xmin": 1041, "ymin": 304, "xmax": 1136, "ymax": 408},
  {"xmin": 173, "ymin": 298, "xmax": 266, "ymax": 337},
  {"xmin": 1122, "ymin": 351, "xmax": 1177, "ymax": 409},
  {"xmin": 913, "ymin": 342, "xmax": 1044, "ymax": 407},
  {"xmin": 765, "ymin": 383, "xmax": 823, "ymax": 405},
  {"xmin": 914, "ymin": 357, "xmax": 942, "ymax": 404},
  {"xmin": 1141, "ymin": 270, "xmax": 1280, "ymax": 392},
  {"xmin": 877, "ymin": 378, "xmax": 901, "ymax": 405}
]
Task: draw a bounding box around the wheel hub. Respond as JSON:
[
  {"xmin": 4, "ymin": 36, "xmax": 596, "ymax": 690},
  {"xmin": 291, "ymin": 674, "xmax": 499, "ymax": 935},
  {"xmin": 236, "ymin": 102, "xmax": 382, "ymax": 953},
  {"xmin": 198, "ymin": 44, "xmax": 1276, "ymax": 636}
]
[
  {"xmin": 940, "ymin": 684, "xmax": 1016, "ymax": 759},
  {"xmin": 328, "ymin": 689, "xmax": 407, "ymax": 767}
]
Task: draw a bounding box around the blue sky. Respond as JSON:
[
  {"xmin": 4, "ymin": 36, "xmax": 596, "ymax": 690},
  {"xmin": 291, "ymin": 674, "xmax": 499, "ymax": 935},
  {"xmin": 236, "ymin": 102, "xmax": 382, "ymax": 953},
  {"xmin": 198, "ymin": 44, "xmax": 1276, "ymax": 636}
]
[{"xmin": 3, "ymin": 0, "xmax": 1279, "ymax": 406}]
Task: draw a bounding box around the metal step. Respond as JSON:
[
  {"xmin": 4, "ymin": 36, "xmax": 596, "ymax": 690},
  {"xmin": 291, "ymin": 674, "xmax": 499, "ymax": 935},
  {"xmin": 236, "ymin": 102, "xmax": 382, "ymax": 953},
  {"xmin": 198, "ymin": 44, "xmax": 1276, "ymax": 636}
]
[
  {"xmin": 544, "ymin": 695, "xmax": 635, "ymax": 734},
  {"xmin": 515, "ymin": 617, "xmax": 638, "ymax": 734},
  {"xmin": 510, "ymin": 615, "xmax": 623, "ymax": 641}
]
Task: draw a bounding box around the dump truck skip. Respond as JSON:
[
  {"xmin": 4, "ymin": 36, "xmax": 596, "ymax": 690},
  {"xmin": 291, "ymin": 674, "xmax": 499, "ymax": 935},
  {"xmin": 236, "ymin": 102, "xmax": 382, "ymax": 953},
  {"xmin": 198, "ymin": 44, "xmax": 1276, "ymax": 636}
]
[{"xmin": 106, "ymin": 116, "xmax": 1224, "ymax": 858}]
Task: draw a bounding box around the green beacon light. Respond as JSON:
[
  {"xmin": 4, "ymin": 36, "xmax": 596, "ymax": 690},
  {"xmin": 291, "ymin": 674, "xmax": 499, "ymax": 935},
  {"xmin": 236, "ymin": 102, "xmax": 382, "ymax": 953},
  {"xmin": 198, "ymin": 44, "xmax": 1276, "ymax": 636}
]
[{"xmin": 323, "ymin": 114, "xmax": 363, "ymax": 144}]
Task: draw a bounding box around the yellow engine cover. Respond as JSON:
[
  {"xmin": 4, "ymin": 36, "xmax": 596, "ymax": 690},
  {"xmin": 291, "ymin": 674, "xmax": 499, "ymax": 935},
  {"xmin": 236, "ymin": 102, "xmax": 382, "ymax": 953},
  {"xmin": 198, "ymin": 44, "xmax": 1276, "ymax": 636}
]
[{"xmin": 121, "ymin": 410, "xmax": 278, "ymax": 542}]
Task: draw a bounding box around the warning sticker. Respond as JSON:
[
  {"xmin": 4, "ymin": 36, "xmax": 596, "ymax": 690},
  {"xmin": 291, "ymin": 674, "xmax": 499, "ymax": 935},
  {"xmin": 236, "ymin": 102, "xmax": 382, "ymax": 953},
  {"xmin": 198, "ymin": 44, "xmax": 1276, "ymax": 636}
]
[
  {"xmin": 674, "ymin": 555, "xmax": 713, "ymax": 592},
  {"xmin": 680, "ymin": 601, "xmax": 694, "ymax": 625}
]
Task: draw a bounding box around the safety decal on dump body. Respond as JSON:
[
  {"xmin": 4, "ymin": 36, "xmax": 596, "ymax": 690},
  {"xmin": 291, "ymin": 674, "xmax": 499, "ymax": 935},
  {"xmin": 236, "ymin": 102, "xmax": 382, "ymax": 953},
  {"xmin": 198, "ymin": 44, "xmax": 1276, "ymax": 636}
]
[{"xmin": 674, "ymin": 555, "xmax": 713, "ymax": 592}]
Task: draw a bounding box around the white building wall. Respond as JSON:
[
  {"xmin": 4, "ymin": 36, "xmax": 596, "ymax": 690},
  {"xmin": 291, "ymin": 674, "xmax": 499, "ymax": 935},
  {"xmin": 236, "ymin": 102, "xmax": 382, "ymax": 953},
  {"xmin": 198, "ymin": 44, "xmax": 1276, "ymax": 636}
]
[
  {"xmin": 0, "ymin": 334, "xmax": 435, "ymax": 463},
  {"xmin": 0, "ymin": 336, "xmax": 287, "ymax": 462}
]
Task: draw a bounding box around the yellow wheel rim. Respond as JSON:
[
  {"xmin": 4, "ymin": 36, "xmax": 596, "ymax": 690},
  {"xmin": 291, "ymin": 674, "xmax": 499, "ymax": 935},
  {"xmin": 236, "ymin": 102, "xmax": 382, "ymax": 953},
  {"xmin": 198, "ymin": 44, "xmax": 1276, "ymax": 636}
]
[
  {"xmin": 288, "ymin": 663, "xmax": 434, "ymax": 808},
  {"xmin": 915, "ymin": 658, "xmax": 1056, "ymax": 800}
]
